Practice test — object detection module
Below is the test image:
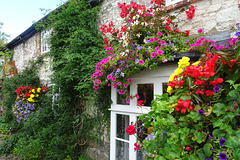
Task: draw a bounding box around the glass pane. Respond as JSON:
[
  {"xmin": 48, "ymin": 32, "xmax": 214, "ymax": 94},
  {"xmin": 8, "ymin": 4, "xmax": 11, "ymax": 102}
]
[
  {"xmin": 137, "ymin": 84, "xmax": 154, "ymax": 106},
  {"xmin": 136, "ymin": 117, "xmax": 147, "ymax": 160},
  {"xmin": 117, "ymin": 86, "xmax": 130, "ymax": 105},
  {"xmin": 116, "ymin": 140, "xmax": 129, "ymax": 160},
  {"xmin": 116, "ymin": 114, "xmax": 129, "ymax": 140},
  {"xmin": 162, "ymin": 82, "xmax": 168, "ymax": 94}
]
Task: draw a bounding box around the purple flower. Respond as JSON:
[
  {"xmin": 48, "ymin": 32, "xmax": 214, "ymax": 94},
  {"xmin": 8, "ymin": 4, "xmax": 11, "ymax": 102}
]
[
  {"xmin": 198, "ymin": 110, "xmax": 204, "ymax": 115},
  {"xmin": 219, "ymin": 153, "xmax": 227, "ymax": 160},
  {"xmin": 206, "ymin": 158, "xmax": 212, "ymax": 160},
  {"xmin": 147, "ymin": 31, "xmax": 151, "ymax": 35},
  {"xmin": 208, "ymin": 134, "xmax": 214, "ymax": 140},
  {"xmin": 235, "ymin": 32, "xmax": 240, "ymax": 36},
  {"xmin": 219, "ymin": 138, "xmax": 226, "ymax": 146},
  {"xmin": 213, "ymin": 84, "xmax": 220, "ymax": 92},
  {"xmin": 236, "ymin": 122, "xmax": 240, "ymax": 126}
]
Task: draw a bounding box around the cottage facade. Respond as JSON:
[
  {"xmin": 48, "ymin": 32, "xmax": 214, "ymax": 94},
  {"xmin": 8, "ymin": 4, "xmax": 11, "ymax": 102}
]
[{"xmin": 6, "ymin": 0, "xmax": 240, "ymax": 159}]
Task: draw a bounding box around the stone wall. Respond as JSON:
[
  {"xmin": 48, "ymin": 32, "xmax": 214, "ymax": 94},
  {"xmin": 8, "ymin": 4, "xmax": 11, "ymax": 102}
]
[{"xmin": 12, "ymin": 32, "xmax": 52, "ymax": 85}]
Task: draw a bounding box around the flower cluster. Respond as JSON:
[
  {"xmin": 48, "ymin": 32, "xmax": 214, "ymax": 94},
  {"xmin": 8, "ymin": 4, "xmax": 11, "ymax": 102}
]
[
  {"xmin": 92, "ymin": 0, "xmax": 202, "ymax": 99},
  {"xmin": 14, "ymin": 86, "xmax": 49, "ymax": 123},
  {"xmin": 185, "ymin": 5, "xmax": 197, "ymax": 19}
]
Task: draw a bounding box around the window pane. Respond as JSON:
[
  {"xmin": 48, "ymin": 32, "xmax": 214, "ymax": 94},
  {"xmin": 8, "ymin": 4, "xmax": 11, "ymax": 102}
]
[
  {"xmin": 137, "ymin": 84, "xmax": 154, "ymax": 106},
  {"xmin": 117, "ymin": 86, "xmax": 130, "ymax": 105},
  {"xmin": 136, "ymin": 117, "xmax": 147, "ymax": 160},
  {"xmin": 116, "ymin": 114, "xmax": 129, "ymax": 140},
  {"xmin": 116, "ymin": 140, "xmax": 129, "ymax": 160},
  {"xmin": 162, "ymin": 82, "xmax": 168, "ymax": 94}
]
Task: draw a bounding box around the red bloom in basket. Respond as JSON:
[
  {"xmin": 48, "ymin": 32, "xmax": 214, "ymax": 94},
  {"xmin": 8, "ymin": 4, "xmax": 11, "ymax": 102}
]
[
  {"xmin": 126, "ymin": 124, "xmax": 136, "ymax": 135},
  {"xmin": 175, "ymin": 99, "xmax": 193, "ymax": 114}
]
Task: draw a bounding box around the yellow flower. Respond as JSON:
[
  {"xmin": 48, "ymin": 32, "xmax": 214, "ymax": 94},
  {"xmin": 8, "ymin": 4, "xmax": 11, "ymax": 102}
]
[
  {"xmin": 37, "ymin": 88, "xmax": 41, "ymax": 92},
  {"xmin": 173, "ymin": 68, "xmax": 183, "ymax": 75},
  {"xmin": 32, "ymin": 89, "xmax": 35, "ymax": 93},
  {"xmin": 28, "ymin": 98, "xmax": 34, "ymax": 102},
  {"xmin": 167, "ymin": 86, "xmax": 173, "ymax": 95},
  {"xmin": 168, "ymin": 74, "xmax": 175, "ymax": 82},
  {"xmin": 192, "ymin": 61, "xmax": 200, "ymax": 66},
  {"xmin": 36, "ymin": 94, "xmax": 39, "ymax": 97},
  {"xmin": 178, "ymin": 56, "xmax": 190, "ymax": 69},
  {"xmin": 30, "ymin": 94, "xmax": 35, "ymax": 98}
]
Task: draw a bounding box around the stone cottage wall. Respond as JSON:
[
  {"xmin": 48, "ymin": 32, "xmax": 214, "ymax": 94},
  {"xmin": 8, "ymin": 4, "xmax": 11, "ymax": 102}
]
[
  {"xmin": 12, "ymin": 32, "xmax": 52, "ymax": 85},
  {"xmin": 88, "ymin": 0, "xmax": 240, "ymax": 159}
]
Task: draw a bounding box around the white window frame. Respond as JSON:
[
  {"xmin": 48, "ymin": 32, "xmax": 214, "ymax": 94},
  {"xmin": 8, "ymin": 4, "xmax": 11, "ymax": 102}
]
[
  {"xmin": 41, "ymin": 30, "xmax": 51, "ymax": 54},
  {"xmin": 109, "ymin": 64, "xmax": 177, "ymax": 160}
]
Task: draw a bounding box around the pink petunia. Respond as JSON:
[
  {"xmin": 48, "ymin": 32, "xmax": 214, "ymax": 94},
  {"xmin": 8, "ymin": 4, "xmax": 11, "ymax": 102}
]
[
  {"xmin": 197, "ymin": 28, "xmax": 204, "ymax": 33},
  {"xmin": 128, "ymin": 79, "xmax": 133, "ymax": 83},
  {"xmin": 157, "ymin": 50, "xmax": 164, "ymax": 55},
  {"xmin": 124, "ymin": 83, "xmax": 128, "ymax": 88},
  {"xmin": 112, "ymin": 77, "xmax": 116, "ymax": 81},
  {"xmin": 107, "ymin": 75, "xmax": 112, "ymax": 79},
  {"xmin": 93, "ymin": 85, "xmax": 99, "ymax": 90},
  {"xmin": 113, "ymin": 83, "xmax": 117, "ymax": 88},
  {"xmin": 135, "ymin": 94, "xmax": 139, "ymax": 99},
  {"xmin": 126, "ymin": 99, "xmax": 130, "ymax": 104},
  {"xmin": 118, "ymin": 82, "xmax": 122, "ymax": 85},
  {"xmin": 139, "ymin": 60, "xmax": 144, "ymax": 64},
  {"xmin": 157, "ymin": 31, "xmax": 162, "ymax": 36},
  {"xmin": 151, "ymin": 52, "xmax": 156, "ymax": 58}
]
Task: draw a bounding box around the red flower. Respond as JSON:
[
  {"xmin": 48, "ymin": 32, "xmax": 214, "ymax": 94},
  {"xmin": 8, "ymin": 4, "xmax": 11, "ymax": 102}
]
[
  {"xmin": 185, "ymin": 30, "xmax": 190, "ymax": 36},
  {"xmin": 185, "ymin": 5, "xmax": 197, "ymax": 19},
  {"xmin": 134, "ymin": 142, "xmax": 141, "ymax": 152},
  {"xmin": 126, "ymin": 124, "xmax": 136, "ymax": 135},
  {"xmin": 205, "ymin": 90, "xmax": 214, "ymax": 96},
  {"xmin": 164, "ymin": 25, "xmax": 171, "ymax": 31},
  {"xmin": 230, "ymin": 59, "xmax": 236, "ymax": 66},
  {"xmin": 175, "ymin": 28, "xmax": 179, "ymax": 33},
  {"xmin": 137, "ymin": 100, "xmax": 144, "ymax": 107}
]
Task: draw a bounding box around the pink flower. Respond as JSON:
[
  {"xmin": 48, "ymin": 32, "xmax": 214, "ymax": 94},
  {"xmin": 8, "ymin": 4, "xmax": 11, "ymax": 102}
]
[
  {"xmin": 163, "ymin": 59, "xmax": 167, "ymax": 63},
  {"xmin": 135, "ymin": 94, "xmax": 139, "ymax": 99},
  {"xmin": 139, "ymin": 60, "xmax": 144, "ymax": 64},
  {"xmin": 157, "ymin": 31, "xmax": 162, "ymax": 36},
  {"xmin": 126, "ymin": 99, "xmax": 130, "ymax": 104},
  {"xmin": 124, "ymin": 83, "xmax": 128, "ymax": 88},
  {"xmin": 99, "ymin": 72, "xmax": 103, "ymax": 76},
  {"xmin": 113, "ymin": 83, "xmax": 117, "ymax": 88},
  {"xmin": 186, "ymin": 147, "xmax": 191, "ymax": 151},
  {"xmin": 129, "ymin": 95, "xmax": 133, "ymax": 99},
  {"xmin": 128, "ymin": 78, "xmax": 133, "ymax": 83},
  {"xmin": 197, "ymin": 28, "xmax": 204, "ymax": 33},
  {"xmin": 107, "ymin": 75, "xmax": 112, "ymax": 79},
  {"xmin": 112, "ymin": 77, "xmax": 116, "ymax": 81},
  {"xmin": 93, "ymin": 85, "xmax": 99, "ymax": 90},
  {"xmin": 157, "ymin": 50, "xmax": 164, "ymax": 55},
  {"xmin": 151, "ymin": 52, "xmax": 156, "ymax": 58},
  {"xmin": 108, "ymin": 83, "xmax": 111, "ymax": 86},
  {"xmin": 118, "ymin": 82, "xmax": 122, "ymax": 85}
]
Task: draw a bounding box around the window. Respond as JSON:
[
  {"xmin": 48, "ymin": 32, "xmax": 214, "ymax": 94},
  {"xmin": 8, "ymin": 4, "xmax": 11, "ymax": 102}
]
[
  {"xmin": 110, "ymin": 64, "xmax": 178, "ymax": 160},
  {"xmin": 41, "ymin": 30, "xmax": 51, "ymax": 54},
  {"xmin": 165, "ymin": 0, "xmax": 185, "ymax": 6}
]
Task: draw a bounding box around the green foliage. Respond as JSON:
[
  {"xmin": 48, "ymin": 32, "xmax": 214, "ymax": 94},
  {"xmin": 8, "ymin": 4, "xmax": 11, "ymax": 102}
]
[{"xmin": 140, "ymin": 49, "xmax": 240, "ymax": 159}]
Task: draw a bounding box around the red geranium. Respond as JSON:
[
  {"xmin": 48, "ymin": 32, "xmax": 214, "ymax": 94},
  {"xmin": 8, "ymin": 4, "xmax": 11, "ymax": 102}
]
[{"xmin": 126, "ymin": 124, "xmax": 136, "ymax": 135}]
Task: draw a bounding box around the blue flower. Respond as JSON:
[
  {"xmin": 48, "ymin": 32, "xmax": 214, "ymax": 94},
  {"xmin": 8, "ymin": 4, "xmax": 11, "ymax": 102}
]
[
  {"xmin": 219, "ymin": 153, "xmax": 227, "ymax": 160},
  {"xmin": 147, "ymin": 31, "xmax": 151, "ymax": 35},
  {"xmin": 219, "ymin": 138, "xmax": 226, "ymax": 146},
  {"xmin": 198, "ymin": 110, "xmax": 204, "ymax": 115}
]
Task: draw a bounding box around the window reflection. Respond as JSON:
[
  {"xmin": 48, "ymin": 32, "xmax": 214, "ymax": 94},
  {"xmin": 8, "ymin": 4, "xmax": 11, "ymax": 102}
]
[
  {"xmin": 116, "ymin": 114, "xmax": 129, "ymax": 140},
  {"xmin": 116, "ymin": 140, "xmax": 129, "ymax": 160},
  {"xmin": 137, "ymin": 84, "xmax": 154, "ymax": 106},
  {"xmin": 117, "ymin": 86, "xmax": 130, "ymax": 105}
]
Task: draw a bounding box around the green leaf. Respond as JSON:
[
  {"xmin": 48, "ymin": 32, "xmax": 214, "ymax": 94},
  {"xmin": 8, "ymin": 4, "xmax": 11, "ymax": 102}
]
[
  {"xmin": 192, "ymin": 93, "xmax": 203, "ymax": 103},
  {"xmin": 212, "ymin": 103, "xmax": 226, "ymax": 116},
  {"xmin": 236, "ymin": 46, "xmax": 240, "ymax": 61},
  {"xmin": 213, "ymin": 119, "xmax": 224, "ymax": 128},
  {"xmin": 186, "ymin": 76, "xmax": 192, "ymax": 88},
  {"xmin": 198, "ymin": 150, "xmax": 207, "ymax": 160},
  {"xmin": 203, "ymin": 143, "xmax": 212, "ymax": 157},
  {"xmin": 193, "ymin": 132, "xmax": 205, "ymax": 143},
  {"xmin": 233, "ymin": 150, "xmax": 240, "ymax": 160}
]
